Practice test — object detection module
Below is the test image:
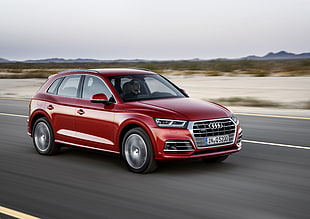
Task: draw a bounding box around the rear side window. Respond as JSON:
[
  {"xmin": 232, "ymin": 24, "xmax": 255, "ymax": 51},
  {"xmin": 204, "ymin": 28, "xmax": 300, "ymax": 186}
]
[
  {"xmin": 46, "ymin": 77, "xmax": 63, "ymax": 94},
  {"xmin": 57, "ymin": 75, "xmax": 81, "ymax": 98}
]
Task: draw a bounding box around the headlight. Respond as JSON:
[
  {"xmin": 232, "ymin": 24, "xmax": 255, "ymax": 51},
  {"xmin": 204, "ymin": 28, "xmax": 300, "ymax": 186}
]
[
  {"xmin": 154, "ymin": 118, "xmax": 188, "ymax": 128},
  {"xmin": 230, "ymin": 113, "xmax": 239, "ymax": 124}
]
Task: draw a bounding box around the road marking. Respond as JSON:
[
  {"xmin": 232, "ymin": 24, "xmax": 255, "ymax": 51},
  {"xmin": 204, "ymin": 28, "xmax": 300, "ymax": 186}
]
[
  {"xmin": 236, "ymin": 112, "xmax": 310, "ymax": 120},
  {"xmin": 243, "ymin": 140, "xmax": 310, "ymax": 150},
  {"xmin": 0, "ymin": 97, "xmax": 30, "ymax": 101},
  {"xmin": 0, "ymin": 206, "xmax": 40, "ymax": 219},
  {"xmin": 0, "ymin": 112, "xmax": 28, "ymax": 118}
]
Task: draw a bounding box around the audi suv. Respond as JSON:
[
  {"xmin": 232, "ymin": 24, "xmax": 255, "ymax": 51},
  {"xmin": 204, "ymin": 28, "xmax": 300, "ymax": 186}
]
[{"xmin": 27, "ymin": 68, "xmax": 242, "ymax": 173}]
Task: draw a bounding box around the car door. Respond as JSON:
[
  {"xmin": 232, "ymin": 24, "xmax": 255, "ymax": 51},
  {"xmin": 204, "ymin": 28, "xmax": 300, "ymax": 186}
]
[
  {"xmin": 74, "ymin": 75, "xmax": 116, "ymax": 151},
  {"xmin": 49, "ymin": 75, "xmax": 81, "ymax": 144}
]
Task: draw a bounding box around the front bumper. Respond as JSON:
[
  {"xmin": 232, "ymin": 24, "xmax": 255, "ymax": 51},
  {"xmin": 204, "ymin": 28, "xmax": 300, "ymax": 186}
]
[
  {"xmin": 157, "ymin": 145, "xmax": 241, "ymax": 160},
  {"xmin": 153, "ymin": 119, "xmax": 242, "ymax": 161}
]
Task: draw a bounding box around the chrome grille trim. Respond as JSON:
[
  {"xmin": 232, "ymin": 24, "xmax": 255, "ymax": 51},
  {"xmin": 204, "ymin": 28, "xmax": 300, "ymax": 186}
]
[{"xmin": 188, "ymin": 118, "xmax": 237, "ymax": 149}]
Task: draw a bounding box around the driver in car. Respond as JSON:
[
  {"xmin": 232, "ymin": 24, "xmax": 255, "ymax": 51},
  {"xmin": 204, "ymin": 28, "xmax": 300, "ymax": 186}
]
[{"xmin": 123, "ymin": 80, "xmax": 140, "ymax": 101}]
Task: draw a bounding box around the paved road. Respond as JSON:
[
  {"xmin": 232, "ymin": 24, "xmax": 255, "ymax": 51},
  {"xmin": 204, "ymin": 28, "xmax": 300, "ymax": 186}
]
[{"xmin": 1, "ymin": 99, "xmax": 309, "ymax": 219}]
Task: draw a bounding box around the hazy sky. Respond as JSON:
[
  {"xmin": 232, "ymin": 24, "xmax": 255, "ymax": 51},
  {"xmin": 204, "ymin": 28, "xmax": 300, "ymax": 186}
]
[{"xmin": 1, "ymin": 0, "xmax": 309, "ymax": 60}]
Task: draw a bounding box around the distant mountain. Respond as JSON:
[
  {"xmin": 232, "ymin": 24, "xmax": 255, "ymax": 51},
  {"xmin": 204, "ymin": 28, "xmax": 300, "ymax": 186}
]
[
  {"xmin": 23, "ymin": 58, "xmax": 150, "ymax": 63},
  {"xmin": 23, "ymin": 58, "xmax": 103, "ymax": 63},
  {"xmin": 244, "ymin": 51, "xmax": 310, "ymax": 60},
  {"xmin": 1, "ymin": 51, "xmax": 309, "ymax": 63},
  {"xmin": 0, "ymin": 58, "xmax": 11, "ymax": 63}
]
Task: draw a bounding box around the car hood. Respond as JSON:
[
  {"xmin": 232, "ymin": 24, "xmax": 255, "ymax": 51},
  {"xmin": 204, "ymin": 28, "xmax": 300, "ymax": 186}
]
[{"xmin": 123, "ymin": 98, "xmax": 231, "ymax": 121}]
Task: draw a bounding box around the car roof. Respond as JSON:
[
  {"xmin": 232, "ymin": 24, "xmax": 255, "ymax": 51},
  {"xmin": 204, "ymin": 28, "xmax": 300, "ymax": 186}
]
[{"xmin": 56, "ymin": 68, "xmax": 156, "ymax": 77}]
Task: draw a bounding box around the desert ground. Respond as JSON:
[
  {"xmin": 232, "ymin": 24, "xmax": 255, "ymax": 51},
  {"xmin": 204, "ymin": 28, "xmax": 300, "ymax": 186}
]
[
  {"xmin": 1, "ymin": 76, "xmax": 310, "ymax": 116},
  {"xmin": 167, "ymin": 75, "xmax": 310, "ymax": 105}
]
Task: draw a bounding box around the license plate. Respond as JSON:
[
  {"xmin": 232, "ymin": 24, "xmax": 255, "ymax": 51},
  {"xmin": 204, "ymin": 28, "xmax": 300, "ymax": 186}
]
[{"xmin": 206, "ymin": 135, "xmax": 229, "ymax": 145}]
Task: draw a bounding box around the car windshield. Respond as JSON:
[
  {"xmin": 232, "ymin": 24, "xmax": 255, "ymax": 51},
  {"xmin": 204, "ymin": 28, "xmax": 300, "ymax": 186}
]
[{"xmin": 108, "ymin": 74, "xmax": 186, "ymax": 102}]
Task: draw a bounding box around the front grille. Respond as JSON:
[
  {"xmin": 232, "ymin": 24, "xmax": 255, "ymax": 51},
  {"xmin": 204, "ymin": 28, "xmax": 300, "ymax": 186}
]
[{"xmin": 190, "ymin": 118, "xmax": 236, "ymax": 149}]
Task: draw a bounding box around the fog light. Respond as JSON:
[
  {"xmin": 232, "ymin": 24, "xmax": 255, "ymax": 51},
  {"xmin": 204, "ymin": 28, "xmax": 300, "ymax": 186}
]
[
  {"xmin": 164, "ymin": 140, "xmax": 194, "ymax": 152},
  {"xmin": 237, "ymin": 129, "xmax": 243, "ymax": 147}
]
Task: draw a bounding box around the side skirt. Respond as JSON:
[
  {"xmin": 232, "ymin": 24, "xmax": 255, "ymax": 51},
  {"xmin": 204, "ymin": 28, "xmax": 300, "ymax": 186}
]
[{"xmin": 55, "ymin": 140, "xmax": 120, "ymax": 154}]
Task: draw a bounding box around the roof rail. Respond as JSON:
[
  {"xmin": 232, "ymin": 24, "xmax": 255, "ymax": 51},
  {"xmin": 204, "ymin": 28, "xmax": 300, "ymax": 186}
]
[
  {"xmin": 128, "ymin": 68, "xmax": 152, "ymax": 72},
  {"xmin": 56, "ymin": 69, "xmax": 100, "ymax": 74}
]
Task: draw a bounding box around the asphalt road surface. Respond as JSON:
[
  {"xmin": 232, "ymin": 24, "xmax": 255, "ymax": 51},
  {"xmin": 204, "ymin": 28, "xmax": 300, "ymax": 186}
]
[{"xmin": 1, "ymin": 98, "xmax": 309, "ymax": 219}]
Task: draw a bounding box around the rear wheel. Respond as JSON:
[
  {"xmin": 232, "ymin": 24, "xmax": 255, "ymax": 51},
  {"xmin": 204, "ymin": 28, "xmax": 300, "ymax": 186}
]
[
  {"xmin": 32, "ymin": 117, "xmax": 60, "ymax": 155},
  {"xmin": 202, "ymin": 155, "xmax": 229, "ymax": 163},
  {"xmin": 122, "ymin": 127, "xmax": 158, "ymax": 173}
]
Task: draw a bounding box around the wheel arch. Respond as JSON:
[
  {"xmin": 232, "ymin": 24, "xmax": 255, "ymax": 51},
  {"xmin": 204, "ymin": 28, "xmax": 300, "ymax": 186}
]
[
  {"xmin": 118, "ymin": 121, "xmax": 157, "ymax": 156},
  {"xmin": 29, "ymin": 110, "xmax": 51, "ymax": 136}
]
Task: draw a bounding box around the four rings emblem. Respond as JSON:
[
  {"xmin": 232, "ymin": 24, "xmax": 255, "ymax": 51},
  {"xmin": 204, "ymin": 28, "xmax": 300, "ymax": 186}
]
[{"xmin": 209, "ymin": 122, "xmax": 223, "ymax": 129}]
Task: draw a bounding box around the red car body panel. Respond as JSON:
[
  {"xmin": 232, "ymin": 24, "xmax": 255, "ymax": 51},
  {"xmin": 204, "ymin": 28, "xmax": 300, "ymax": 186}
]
[{"xmin": 28, "ymin": 69, "xmax": 242, "ymax": 163}]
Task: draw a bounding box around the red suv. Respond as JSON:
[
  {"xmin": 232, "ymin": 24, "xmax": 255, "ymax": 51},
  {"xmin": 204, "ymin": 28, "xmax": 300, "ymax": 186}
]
[{"xmin": 28, "ymin": 68, "xmax": 242, "ymax": 173}]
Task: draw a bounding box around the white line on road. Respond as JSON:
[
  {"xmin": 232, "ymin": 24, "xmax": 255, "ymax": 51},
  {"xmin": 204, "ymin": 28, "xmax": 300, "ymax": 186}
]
[
  {"xmin": 0, "ymin": 97, "xmax": 30, "ymax": 101},
  {"xmin": 0, "ymin": 206, "xmax": 40, "ymax": 219},
  {"xmin": 243, "ymin": 140, "xmax": 310, "ymax": 150},
  {"xmin": 0, "ymin": 112, "xmax": 28, "ymax": 118},
  {"xmin": 236, "ymin": 112, "xmax": 310, "ymax": 120}
]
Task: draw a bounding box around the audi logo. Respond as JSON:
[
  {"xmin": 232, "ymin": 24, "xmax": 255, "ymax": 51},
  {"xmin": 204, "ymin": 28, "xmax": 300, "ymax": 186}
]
[{"xmin": 208, "ymin": 122, "xmax": 223, "ymax": 129}]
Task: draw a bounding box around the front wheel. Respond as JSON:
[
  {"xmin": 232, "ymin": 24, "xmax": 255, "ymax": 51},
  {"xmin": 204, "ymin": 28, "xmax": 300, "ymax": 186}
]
[
  {"xmin": 32, "ymin": 117, "xmax": 60, "ymax": 155},
  {"xmin": 122, "ymin": 127, "xmax": 158, "ymax": 173}
]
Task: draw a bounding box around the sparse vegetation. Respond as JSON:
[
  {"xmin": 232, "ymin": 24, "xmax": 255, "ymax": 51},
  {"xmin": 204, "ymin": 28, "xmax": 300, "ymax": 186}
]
[
  {"xmin": 0, "ymin": 59, "xmax": 309, "ymax": 78},
  {"xmin": 208, "ymin": 97, "xmax": 282, "ymax": 108},
  {"xmin": 208, "ymin": 97, "xmax": 310, "ymax": 109},
  {"xmin": 0, "ymin": 69, "xmax": 59, "ymax": 79},
  {"xmin": 304, "ymin": 101, "xmax": 310, "ymax": 109}
]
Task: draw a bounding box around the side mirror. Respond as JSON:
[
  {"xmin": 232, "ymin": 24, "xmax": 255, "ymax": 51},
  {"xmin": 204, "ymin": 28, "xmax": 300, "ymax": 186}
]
[{"xmin": 90, "ymin": 93, "xmax": 110, "ymax": 104}]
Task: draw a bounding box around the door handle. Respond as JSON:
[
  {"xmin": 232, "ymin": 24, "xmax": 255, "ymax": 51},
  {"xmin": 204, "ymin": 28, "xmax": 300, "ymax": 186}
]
[
  {"xmin": 77, "ymin": 109, "xmax": 85, "ymax": 115},
  {"xmin": 47, "ymin": 105, "xmax": 54, "ymax": 110}
]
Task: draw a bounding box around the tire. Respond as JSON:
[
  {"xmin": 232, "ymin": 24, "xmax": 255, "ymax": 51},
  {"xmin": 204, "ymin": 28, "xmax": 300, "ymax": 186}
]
[
  {"xmin": 32, "ymin": 117, "xmax": 60, "ymax": 155},
  {"xmin": 203, "ymin": 155, "xmax": 229, "ymax": 163},
  {"xmin": 122, "ymin": 127, "xmax": 158, "ymax": 173}
]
